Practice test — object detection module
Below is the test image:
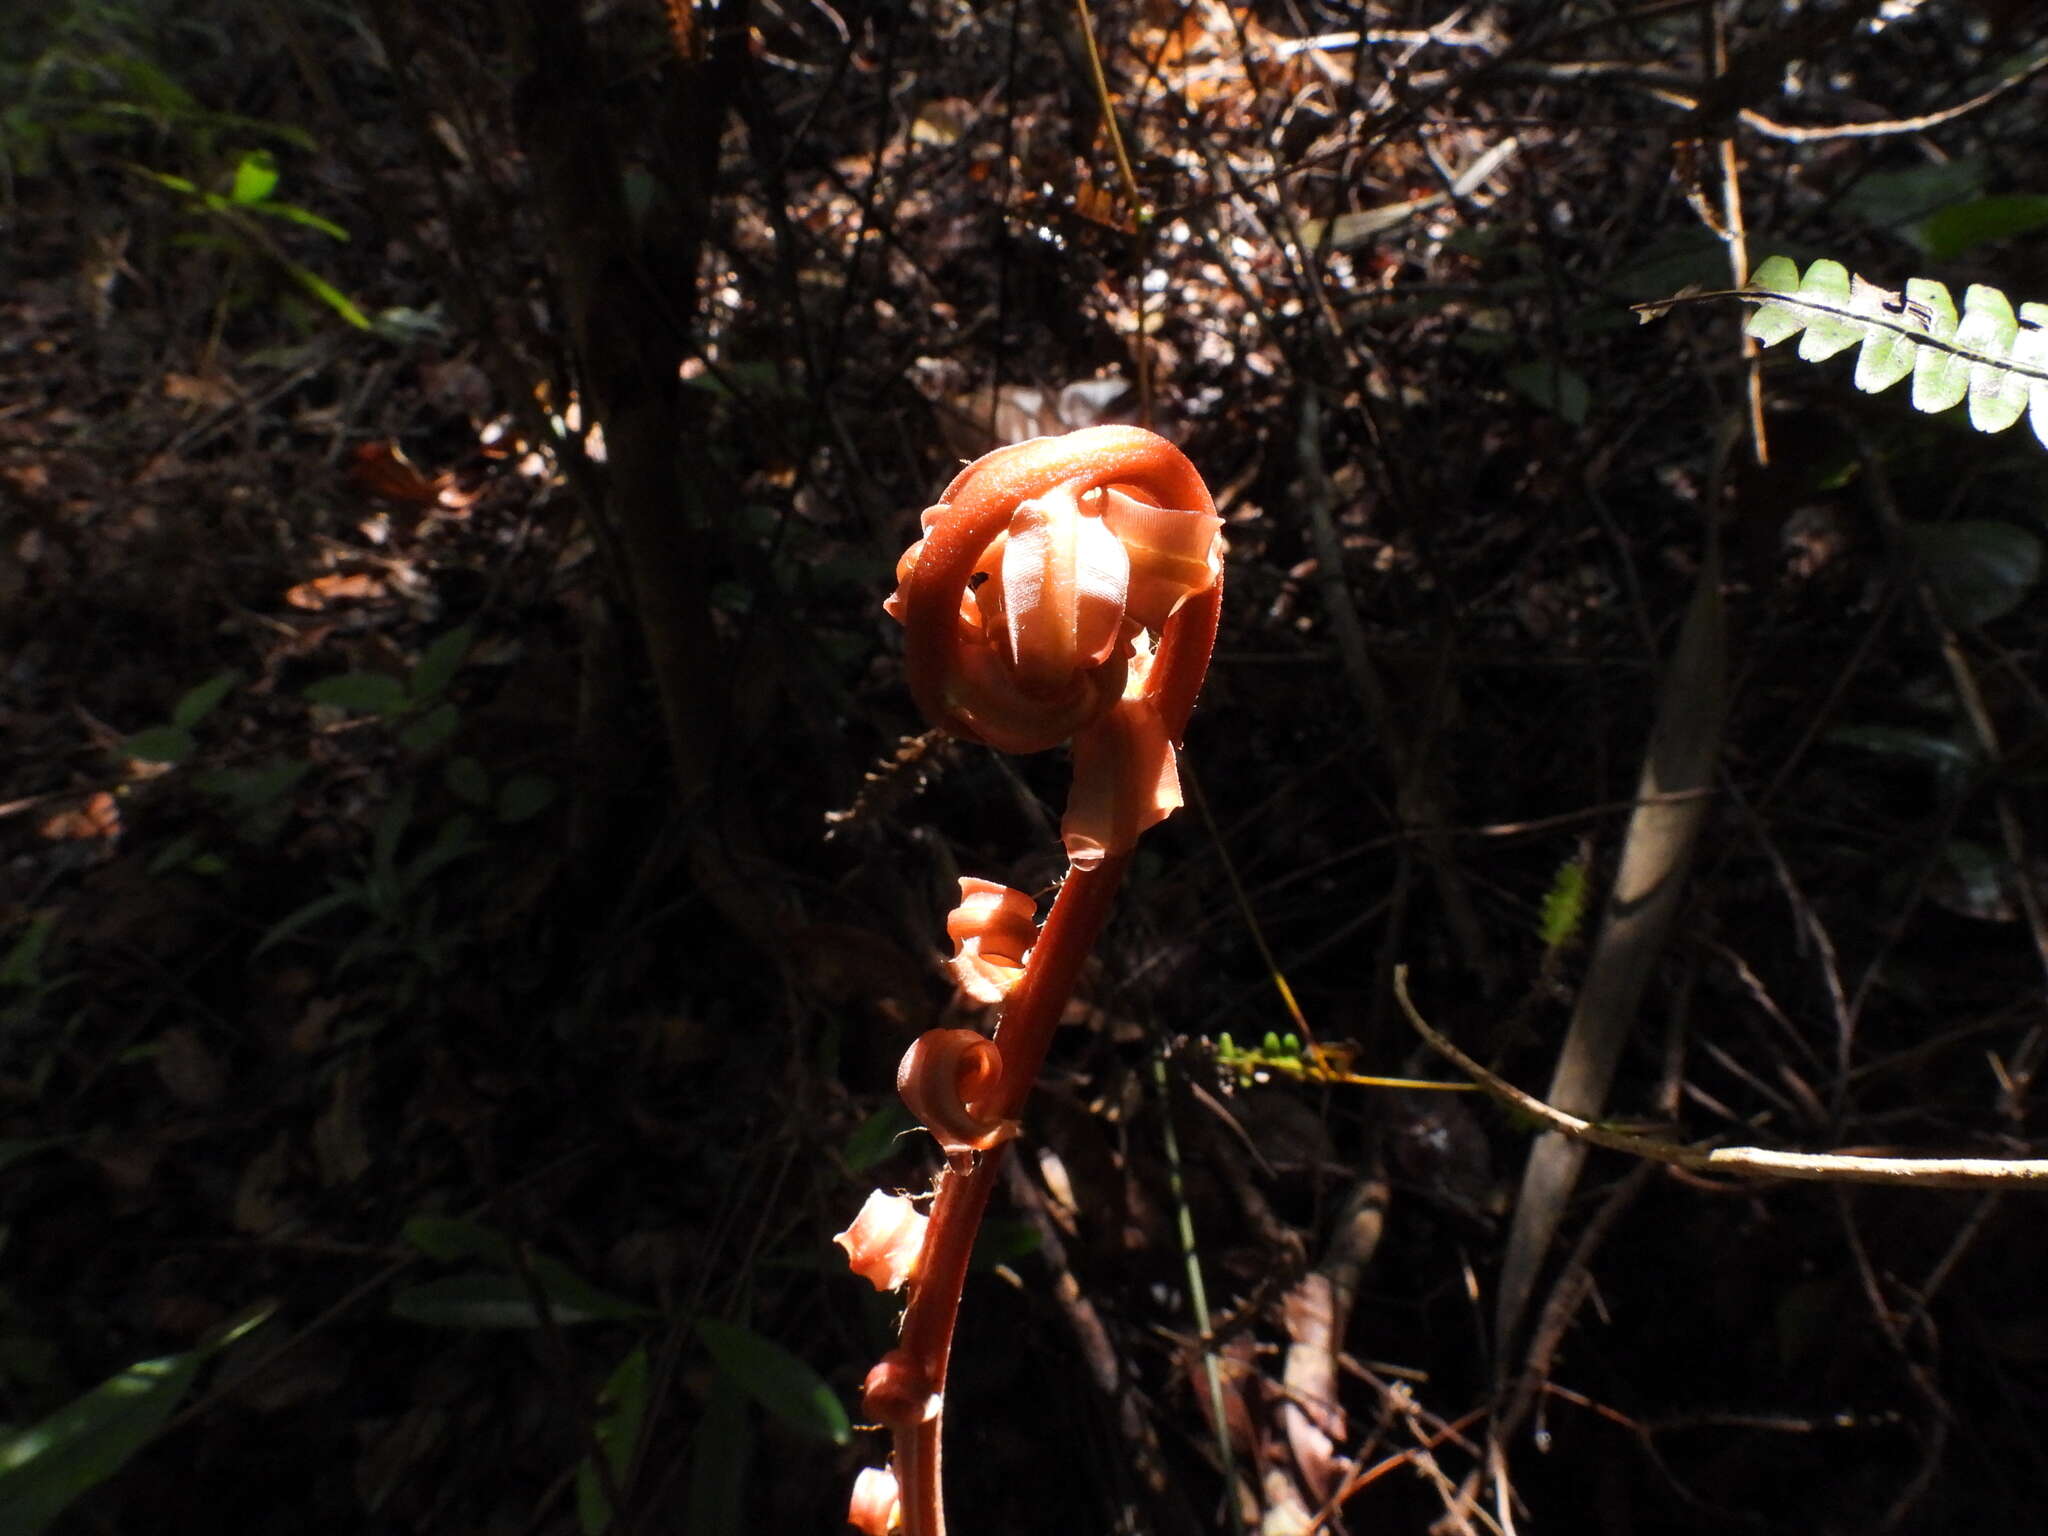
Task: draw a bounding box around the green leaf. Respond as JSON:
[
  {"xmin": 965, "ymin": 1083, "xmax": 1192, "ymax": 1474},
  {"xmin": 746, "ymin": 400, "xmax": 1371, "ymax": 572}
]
[
  {"xmin": 146, "ymin": 832, "xmax": 204, "ymax": 877},
  {"xmin": 371, "ymin": 785, "xmax": 416, "ymax": 895},
  {"xmin": 400, "ymin": 703, "xmax": 460, "ymax": 754},
  {"xmin": 495, "ymin": 776, "xmax": 557, "ymax": 824},
  {"xmin": 1605, "ymin": 228, "xmax": 1729, "ymax": 302},
  {"xmin": 398, "ymin": 1219, "xmax": 649, "ymax": 1326},
  {"xmin": 1839, "ymin": 156, "xmax": 1985, "ymax": 236},
  {"xmin": 1504, "ymin": 361, "xmax": 1590, "ymax": 425},
  {"xmin": 110, "ymin": 54, "xmax": 198, "ymax": 116},
  {"xmin": 410, "ymin": 626, "xmax": 474, "ymax": 703},
  {"xmin": 304, "ymin": 672, "xmax": 407, "ymax": 715},
  {"xmin": 281, "ymin": 262, "xmax": 370, "ymax": 329},
  {"xmin": 196, "ymin": 759, "xmax": 311, "ymax": 844},
  {"xmin": 133, "ymin": 165, "xmax": 199, "ymax": 197},
  {"xmin": 693, "ymin": 1319, "xmax": 848, "ymax": 1445},
  {"xmin": 401, "ymin": 1215, "xmax": 515, "ymax": 1265},
  {"xmin": 171, "ymin": 671, "xmax": 240, "ymax": 729},
  {"xmin": 1916, "ymin": 195, "xmax": 2048, "ymax": 263},
  {"xmin": 124, "ymin": 725, "xmax": 195, "ymax": 765},
  {"xmin": 686, "ymin": 1363, "xmax": 751, "ymax": 1536},
  {"xmin": 1537, "ymin": 856, "xmax": 1590, "ymax": 951},
  {"xmin": 228, "ymin": 149, "xmax": 278, "ymax": 205},
  {"xmin": 401, "ymin": 815, "xmax": 479, "ymax": 889},
  {"xmin": 444, "ymin": 757, "xmax": 492, "ymax": 807},
  {"xmin": 370, "ymin": 307, "xmax": 448, "ymax": 344},
  {"xmin": 0, "ymin": 1310, "xmax": 267, "ymax": 1536},
  {"xmin": 253, "ymin": 887, "xmax": 360, "ymax": 955},
  {"xmin": 840, "ymin": 1103, "xmax": 915, "ymax": 1174},
  {"xmin": 1826, "ymin": 724, "xmax": 1978, "ymax": 773},
  {"xmin": 0, "ymin": 916, "xmax": 55, "ymax": 987},
  {"xmin": 969, "ymin": 1217, "xmax": 1042, "ymax": 1270},
  {"xmin": 252, "ymin": 201, "xmax": 349, "ymax": 241},
  {"xmin": 1903, "ymin": 520, "xmax": 2043, "ymax": 626},
  {"xmin": 1955, "ymin": 285, "xmax": 2030, "ymax": 433},
  {"xmin": 1939, "ymin": 838, "xmax": 2011, "ymax": 922},
  {"xmin": 577, "ymin": 1345, "xmax": 649, "ymax": 1535},
  {"xmin": 1707, "ymin": 256, "xmax": 2048, "ymax": 452},
  {"xmin": 391, "ymin": 1275, "xmax": 559, "ymax": 1329},
  {"xmin": 390, "ymin": 1272, "xmax": 645, "ymax": 1329},
  {"xmin": 196, "ymin": 760, "xmax": 311, "ymax": 811},
  {"xmin": 521, "ymin": 1253, "xmax": 650, "ymax": 1322}
]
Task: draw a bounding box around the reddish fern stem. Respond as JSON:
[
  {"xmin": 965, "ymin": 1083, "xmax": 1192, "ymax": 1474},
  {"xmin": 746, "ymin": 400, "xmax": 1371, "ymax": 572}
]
[{"xmin": 879, "ymin": 852, "xmax": 1130, "ymax": 1536}]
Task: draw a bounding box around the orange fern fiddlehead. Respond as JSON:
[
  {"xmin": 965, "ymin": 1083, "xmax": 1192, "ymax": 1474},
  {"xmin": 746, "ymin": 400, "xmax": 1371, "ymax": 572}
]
[{"xmin": 844, "ymin": 427, "xmax": 1222, "ymax": 1536}]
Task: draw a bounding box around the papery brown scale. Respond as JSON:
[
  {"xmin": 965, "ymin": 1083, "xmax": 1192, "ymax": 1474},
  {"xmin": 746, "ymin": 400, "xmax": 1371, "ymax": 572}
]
[
  {"xmin": 944, "ymin": 878, "xmax": 1037, "ymax": 1003},
  {"xmin": 835, "ymin": 1190, "xmax": 929, "ymax": 1293},
  {"xmin": 998, "ymin": 484, "xmax": 1131, "ymax": 696},
  {"xmin": 1097, "ymin": 488, "xmax": 1224, "ymax": 631},
  {"xmin": 848, "ymin": 1467, "xmax": 903, "ymax": 1536},
  {"xmin": 1062, "ymin": 692, "xmax": 1180, "ymax": 870}
]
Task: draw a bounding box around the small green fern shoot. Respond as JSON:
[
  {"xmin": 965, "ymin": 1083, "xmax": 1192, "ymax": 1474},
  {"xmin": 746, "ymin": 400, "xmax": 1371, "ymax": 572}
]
[{"xmin": 1641, "ymin": 255, "xmax": 2048, "ymax": 451}]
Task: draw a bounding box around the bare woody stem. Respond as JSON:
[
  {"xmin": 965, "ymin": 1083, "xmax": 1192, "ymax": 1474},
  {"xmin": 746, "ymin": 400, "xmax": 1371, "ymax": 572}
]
[{"xmin": 881, "ymin": 852, "xmax": 1132, "ymax": 1536}]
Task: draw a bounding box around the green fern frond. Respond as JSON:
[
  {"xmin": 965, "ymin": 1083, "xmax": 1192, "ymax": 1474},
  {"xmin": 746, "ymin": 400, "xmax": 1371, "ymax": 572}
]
[
  {"xmin": 1740, "ymin": 256, "xmax": 2048, "ymax": 447},
  {"xmin": 1537, "ymin": 853, "xmax": 1590, "ymax": 953}
]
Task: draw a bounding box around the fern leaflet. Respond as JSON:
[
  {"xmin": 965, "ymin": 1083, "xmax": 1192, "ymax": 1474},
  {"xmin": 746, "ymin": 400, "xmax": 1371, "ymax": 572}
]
[{"xmin": 1645, "ymin": 255, "xmax": 2048, "ymax": 451}]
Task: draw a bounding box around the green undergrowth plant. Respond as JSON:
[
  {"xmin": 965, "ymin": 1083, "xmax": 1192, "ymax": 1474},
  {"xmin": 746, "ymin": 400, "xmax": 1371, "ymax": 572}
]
[
  {"xmin": 0, "ymin": 917, "xmax": 78, "ymax": 1098},
  {"xmin": 256, "ymin": 629, "xmax": 558, "ymax": 994},
  {"xmin": 2, "ymin": 0, "xmax": 365, "ymax": 330},
  {"xmin": 1208, "ymin": 1030, "xmax": 1485, "ymax": 1096},
  {"xmin": 0, "ymin": 1307, "xmax": 270, "ymax": 1536},
  {"xmin": 1642, "ymin": 254, "xmax": 2048, "ymax": 451},
  {"xmin": 133, "ymin": 148, "xmax": 368, "ymax": 331},
  {"xmin": 118, "ymin": 624, "xmax": 559, "ymax": 1003},
  {"xmin": 390, "ymin": 1215, "xmax": 847, "ymax": 1535},
  {"xmin": 1639, "ymin": 253, "xmax": 2048, "ymax": 936},
  {"xmin": 0, "ymin": 1, "xmax": 305, "ymax": 193}
]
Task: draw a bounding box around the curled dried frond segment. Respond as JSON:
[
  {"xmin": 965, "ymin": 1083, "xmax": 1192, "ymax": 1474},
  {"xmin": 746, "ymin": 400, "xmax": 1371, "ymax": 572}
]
[
  {"xmin": 895, "ymin": 1027, "xmax": 1018, "ymax": 1158},
  {"xmin": 944, "ymin": 877, "xmax": 1038, "ymax": 1003},
  {"xmin": 847, "ymin": 1466, "xmax": 903, "ymax": 1536},
  {"xmin": 835, "ymin": 1190, "xmax": 929, "ymax": 1293},
  {"xmin": 1062, "ymin": 647, "xmax": 1183, "ymax": 870},
  {"xmin": 886, "ymin": 428, "xmax": 1225, "ymax": 859}
]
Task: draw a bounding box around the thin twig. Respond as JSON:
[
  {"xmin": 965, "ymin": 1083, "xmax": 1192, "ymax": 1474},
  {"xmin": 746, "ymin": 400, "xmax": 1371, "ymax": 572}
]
[{"xmin": 1398, "ymin": 967, "xmax": 2048, "ymax": 1190}]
